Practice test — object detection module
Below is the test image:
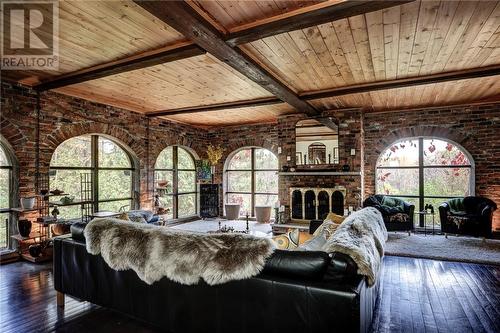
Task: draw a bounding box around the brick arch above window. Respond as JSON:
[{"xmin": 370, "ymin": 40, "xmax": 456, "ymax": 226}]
[
  {"xmin": 43, "ymin": 123, "xmax": 142, "ymax": 168},
  {"xmin": 371, "ymin": 125, "xmax": 474, "ymax": 164}
]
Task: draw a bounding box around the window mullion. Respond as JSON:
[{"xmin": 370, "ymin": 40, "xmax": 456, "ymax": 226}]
[
  {"xmin": 251, "ymin": 148, "xmax": 255, "ymax": 217},
  {"xmin": 173, "ymin": 146, "xmax": 179, "ymax": 219},
  {"xmin": 418, "ymin": 137, "xmax": 424, "ymax": 227},
  {"xmin": 92, "ymin": 135, "xmax": 99, "ymax": 213}
]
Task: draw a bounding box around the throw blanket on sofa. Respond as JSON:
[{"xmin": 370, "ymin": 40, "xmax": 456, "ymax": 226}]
[
  {"xmin": 84, "ymin": 218, "xmax": 275, "ymax": 286},
  {"xmin": 322, "ymin": 207, "xmax": 387, "ymax": 286}
]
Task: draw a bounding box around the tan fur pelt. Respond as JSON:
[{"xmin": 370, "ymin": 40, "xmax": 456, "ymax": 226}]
[
  {"xmin": 84, "ymin": 218, "xmax": 276, "ymax": 285},
  {"xmin": 322, "ymin": 207, "xmax": 388, "ymax": 286}
]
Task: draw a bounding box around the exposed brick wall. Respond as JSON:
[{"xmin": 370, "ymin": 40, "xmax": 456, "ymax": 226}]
[
  {"xmin": 364, "ymin": 104, "xmax": 500, "ymax": 230},
  {"xmin": 2, "ymin": 81, "xmax": 499, "ymax": 232},
  {"xmin": 0, "ymin": 82, "xmax": 208, "ymax": 220},
  {"xmin": 206, "ymin": 110, "xmax": 364, "ymax": 217}
]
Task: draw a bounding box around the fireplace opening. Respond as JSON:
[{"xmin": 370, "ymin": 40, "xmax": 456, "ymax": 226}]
[
  {"xmin": 332, "ymin": 191, "xmax": 344, "ymax": 215},
  {"xmin": 289, "ymin": 187, "xmax": 346, "ymax": 223},
  {"xmin": 318, "ymin": 191, "xmax": 330, "ymax": 219},
  {"xmin": 291, "ymin": 190, "xmax": 303, "ymax": 219},
  {"xmin": 304, "ymin": 190, "xmax": 316, "ymax": 220}
]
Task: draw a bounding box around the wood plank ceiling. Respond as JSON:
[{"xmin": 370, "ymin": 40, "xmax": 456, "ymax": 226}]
[{"xmin": 3, "ymin": 0, "xmax": 500, "ymax": 127}]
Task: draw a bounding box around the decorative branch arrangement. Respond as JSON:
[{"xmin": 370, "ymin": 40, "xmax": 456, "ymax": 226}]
[{"xmin": 207, "ymin": 144, "xmax": 224, "ymax": 166}]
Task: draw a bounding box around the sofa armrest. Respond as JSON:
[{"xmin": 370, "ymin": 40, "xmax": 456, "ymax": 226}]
[
  {"xmin": 262, "ymin": 250, "xmax": 330, "ymax": 280},
  {"xmin": 439, "ymin": 203, "xmax": 450, "ymax": 225},
  {"xmin": 70, "ymin": 222, "xmax": 87, "ymax": 243}
]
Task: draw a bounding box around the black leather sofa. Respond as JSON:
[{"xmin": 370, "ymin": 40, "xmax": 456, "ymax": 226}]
[
  {"xmin": 53, "ymin": 224, "xmax": 380, "ymax": 333},
  {"xmin": 439, "ymin": 196, "xmax": 497, "ymax": 238}
]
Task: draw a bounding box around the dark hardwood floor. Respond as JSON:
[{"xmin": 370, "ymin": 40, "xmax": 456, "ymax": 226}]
[{"xmin": 0, "ymin": 256, "xmax": 498, "ymax": 333}]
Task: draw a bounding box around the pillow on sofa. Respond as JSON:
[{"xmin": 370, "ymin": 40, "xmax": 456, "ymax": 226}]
[
  {"xmin": 272, "ymin": 228, "xmax": 299, "ymax": 250},
  {"xmin": 313, "ymin": 221, "xmax": 340, "ymax": 238},
  {"xmin": 324, "ymin": 212, "xmax": 345, "ymax": 224},
  {"xmin": 117, "ymin": 212, "xmax": 130, "ymax": 221},
  {"xmin": 129, "ymin": 216, "xmax": 147, "ymax": 223}
]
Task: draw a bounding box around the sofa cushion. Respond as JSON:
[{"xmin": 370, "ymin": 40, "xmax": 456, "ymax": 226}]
[{"xmin": 262, "ymin": 250, "xmax": 330, "ymax": 280}]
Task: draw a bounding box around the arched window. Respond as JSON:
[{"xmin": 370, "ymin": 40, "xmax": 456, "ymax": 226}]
[
  {"xmin": 225, "ymin": 148, "xmax": 278, "ymax": 217},
  {"xmin": 376, "ymin": 137, "xmax": 474, "ymax": 225},
  {"xmin": 50, "ymin": 135, "xmax": 136, "ymax": 219},
  {"xmin": 154, "ymin": 146, "xmax": 197, "ymax": 219},
  {"xmin": 0, "ymin": 142, "xmax": 12, "ymax": 249}
]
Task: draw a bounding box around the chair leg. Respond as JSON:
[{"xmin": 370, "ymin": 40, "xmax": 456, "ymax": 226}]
[
  {"xmin": 445, "ymin": 233, "xmax": 448, "ymax": 239},
  {"xmin": 408, "ymin": 230, "xmax": 411, "ymax": 236},
  {"xmin": 57, "ymin": 292, "xmax": 65, "ymax": 308}
]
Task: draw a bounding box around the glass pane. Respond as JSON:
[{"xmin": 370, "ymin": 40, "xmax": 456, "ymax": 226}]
[
  {"xmin": 424, "ymin": 167, "xmax": 472, "ymax": 197},
  {"xmin": 178, "ymin": 194, "xmax": 196, "ymax": 217},
  {"xmin": 0, "ymin": 146, "xmax": 9, "ymax": 166},
  {"xmin": 155, "ymin": 171, "xmax": 173, "ymax": 193},
  {"xmin": 51, "ymin": 135, "xmax": 92, "ymax": 167},
  {"xmin": 57, "ymin": 204, "xmax": 82, "ymax": 220},
  {"xmin": 155, "ymin": 146, "xmax": 173, "ymax": 169},
  {"xmin": 0, "ymin": 169, "xmax": 9, "ymax": 208},
  {"xmin": 178, "ymin": 171, "xmax": 196, "ymax": 193},
  {"xmin": 49, "ymin": 169, "xmax": 84, "ymax": 201},
  {"xmin": 98, "ymin": 137, "xmax": 131, "ymax": 168},
  {"xmin": 255, "ymin": 171, "xmax": 278, "ymax": 193},
  {"xmin": 228, "ymin": 149, "xmax": 251, "ymax": 170},
  {"xmin": 255, "ymin": 194, "xmax": 278, "ymax": 208},
  {"xmin": 0, "ymin": 212, "xmax": 8, "ymax": 249},
  {"xmin": 158, "ymin": 195, "xmax": 173, "ymax": 219},
  {"xmin": 377, "ymin": 139, "xmax": 419, "ymax": 167},
  {"xmin": 255, "ymin": 148, "xmax": 278, "ymax": 169},
  {"xmin": 178, "ymin": 148, "xmax": 195, "ymax": 169},
  {"xmin": 376, "ymin": 168, "xmax": 419, "ymax": 196},
  {"xmin": 98, "ymin": 170, "xmax": 132, "ymax": 200},
  {"xmin": 423, "ymin": 139, "xmax": 471, "ymax": 166},
  {"xmin": 99, "ymin": 200, "xmax": 132, "ymax": 213},
  {"xmin": 227, "ymin": 171, "xmax": 251, "ymax": 192},
  {"xmin": 226, "ymin": 193, "xmax": 251, "ymax": 216}
]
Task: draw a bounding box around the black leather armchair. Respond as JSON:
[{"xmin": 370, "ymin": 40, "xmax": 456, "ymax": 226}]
[
  {"xmin": 439, "ymin": 196, "xmax": 497, "ymax": 238},
  {"xmin": 363, "ymin": 195, "xmax": 414, "ymax": 235}
]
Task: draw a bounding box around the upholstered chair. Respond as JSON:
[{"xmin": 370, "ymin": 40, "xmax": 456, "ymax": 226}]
[
  {"xmin": 363, "ymin": 195, "xmax": 415, "ymax": 235},
  {"xmin": 439, "ymin": 196, "xmax": 497, "ymax": 238}
]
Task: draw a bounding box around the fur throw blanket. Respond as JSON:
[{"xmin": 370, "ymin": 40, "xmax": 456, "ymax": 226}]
[
  {"xmin": 84, "ymin": 218, "xmax": 275, "ymax": 286},
  {"xmin": 322, "ymin": 207, "xmax": 387, "ymax": 286}
]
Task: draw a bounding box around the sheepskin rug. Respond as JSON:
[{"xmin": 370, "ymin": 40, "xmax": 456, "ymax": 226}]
[
  {"xmin": 84, "ymin": 218, "xmax": 275, "ymax": 285},
  {"xmin": 322, "ymin": 207, "xmax": 387, "ymax": 286}
]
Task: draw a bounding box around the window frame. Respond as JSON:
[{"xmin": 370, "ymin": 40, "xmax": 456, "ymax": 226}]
[
  {"xmin": 375, "ymin": 137, "xmax": 475, "ymax": 226},
  {"xmin": 49, "ymin": 134, "xmax": 137, "ymax": 218},
  {"xmin": 154, "ymin": 145, "xmax": 197, "ymax": 219},
  {"xmin": 0, "ymin": 142, "xmax": 13, "ymax": 250},
  {"xmin": 225, "ymin": 147, "xmax": 279, "ymax": 217}
]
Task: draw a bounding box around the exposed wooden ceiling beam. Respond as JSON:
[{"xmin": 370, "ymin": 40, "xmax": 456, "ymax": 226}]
[
  {"xmin": 145, "ymin": 65, "xmax": 500, "ymax": 117},
  {"xmin": 225, "ymin": 0, "xmax": 414, "ymax": 46},
  {"xmin": 34, "ymin": 42, "xmax": 205, "ymax": 91},
  {"xmin": 300, "ymin": 65, "xmax": 500, "ymax": 100},
  {"xmin": 134, "ymin": 0, "xmax": 319, "ymax": 117},
  {"xmin": 146, "ymin": 97, "xmax": 282, "ymax": 117}
]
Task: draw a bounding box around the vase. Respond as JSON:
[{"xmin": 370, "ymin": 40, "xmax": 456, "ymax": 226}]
[
  {"xmin": 28, "ymin": 244, "xmax": 42, "ymax": 257},
  {"xmin": 18, "ymin": 219, "xmax": 32, "ymax": 237},
  {"xmin": 20, "ymin": 197, "xmax": 36, "ymax": 210}
]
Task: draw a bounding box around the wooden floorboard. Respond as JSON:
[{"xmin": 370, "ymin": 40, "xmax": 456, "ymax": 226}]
[{"xmin": 0, "ymin": 256, "xmax": 498, "ymax": 333}]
